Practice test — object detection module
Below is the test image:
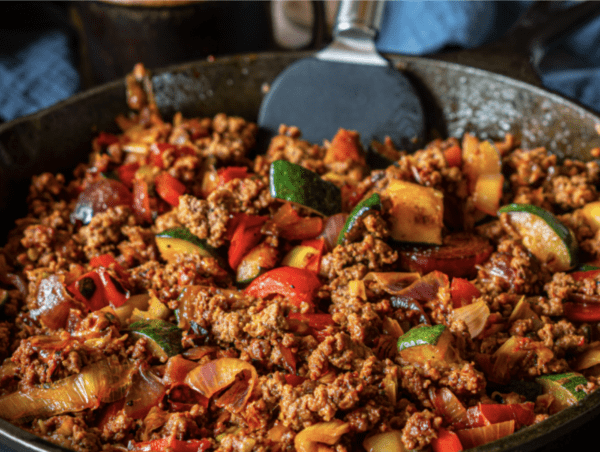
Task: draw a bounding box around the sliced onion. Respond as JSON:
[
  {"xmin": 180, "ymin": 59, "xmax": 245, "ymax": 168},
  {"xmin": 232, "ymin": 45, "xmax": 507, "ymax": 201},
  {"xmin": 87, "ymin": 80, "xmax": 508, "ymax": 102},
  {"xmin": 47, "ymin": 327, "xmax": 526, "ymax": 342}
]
[
  {"xmin": 364, "ymin": 272, "xmax": 421, "ymax": 294},
  {"xmin": 430, "ymin": 387, "xmax": 469, "ymax": 428},
  {"xmin": 182, "ymin": 345, "xmax": 220, "ymax": 361},
  {"xmin": 574, "ymin": 342, "xmax": 600, "ymax": 371},
  {"xmin": 184, "ymin": 358, "xmax": 257, "ymax": 413},
  {"xmin": 124, "ymin": 365, "xmax": 166, "ymax": 419},
  {"xmin": 489, "ymin": 336, "xmax": 529, "ymax": 384},
  {"xmin": 29, "ymin": 275, "xmax": 76, "ymax": 330},
  {"xmin": 382, "ymin": 375, "xmax": 398, "ymax": 405},
  {"xmin": 456, "ymin": 420, "xmax": 515, "ymax": 449},
  {"xmin": 382, "ymin": 317, "xmax": 404, "ymax": 338},
  {"xmin": 452, "ymin": 300, "xmax": 490, "ymax": 339},
  {"xmin": 318, "ymin": 213, "xmax": 348, "ymax": 251},
  {"xmin": 363, "ymin": 430, "xmax": 406, "ymax": 452},
  {"xmin": 0, "ymin": 356, "xmax": 133, "ymax": 422},
  {"xmin": 71, "ymin": 179, "xmax": 132, "ymax": 225},
  {"xmin": 294, "ymin": 420, "xmax": 351, "ymax": 452}
]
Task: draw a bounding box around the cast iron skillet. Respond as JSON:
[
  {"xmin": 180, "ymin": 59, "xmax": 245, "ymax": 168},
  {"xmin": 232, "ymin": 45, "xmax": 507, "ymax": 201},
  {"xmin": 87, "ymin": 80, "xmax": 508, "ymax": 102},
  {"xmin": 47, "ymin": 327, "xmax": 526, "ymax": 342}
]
[{"xmin": 2, "ymin": 13, "xmax": 600, "ymax": 452}]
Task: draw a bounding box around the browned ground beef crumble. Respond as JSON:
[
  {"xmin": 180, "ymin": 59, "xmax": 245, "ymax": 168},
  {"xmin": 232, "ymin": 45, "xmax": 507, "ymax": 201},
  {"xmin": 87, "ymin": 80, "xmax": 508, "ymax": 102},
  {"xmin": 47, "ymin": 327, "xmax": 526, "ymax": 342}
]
[{"xmin": 1, "ymin": 64, "xmax": 600, "ymax": 452}]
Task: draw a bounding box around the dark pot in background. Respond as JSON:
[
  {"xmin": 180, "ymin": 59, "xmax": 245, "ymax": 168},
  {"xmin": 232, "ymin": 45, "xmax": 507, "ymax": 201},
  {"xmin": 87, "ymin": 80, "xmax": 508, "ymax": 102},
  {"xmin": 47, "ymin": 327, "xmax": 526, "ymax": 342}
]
[{"xmin": 71, "ymin": 1, "xmax": 276, "ymax": 87}]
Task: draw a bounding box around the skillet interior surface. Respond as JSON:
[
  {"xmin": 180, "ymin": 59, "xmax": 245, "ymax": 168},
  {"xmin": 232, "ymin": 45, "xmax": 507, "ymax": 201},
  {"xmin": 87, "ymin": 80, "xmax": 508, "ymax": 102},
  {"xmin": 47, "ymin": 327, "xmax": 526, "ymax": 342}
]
[{"xmin": 1, "ymin": 51, "xmax": 600, "ymax": 452}]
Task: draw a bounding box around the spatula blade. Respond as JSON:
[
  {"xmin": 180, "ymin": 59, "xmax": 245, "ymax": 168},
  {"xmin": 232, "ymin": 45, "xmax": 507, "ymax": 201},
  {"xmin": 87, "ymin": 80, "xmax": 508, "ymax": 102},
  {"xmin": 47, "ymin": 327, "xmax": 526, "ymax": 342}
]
[{"xmin": 258, "ymin": 57, "xmax": 425, "ymax": 150}]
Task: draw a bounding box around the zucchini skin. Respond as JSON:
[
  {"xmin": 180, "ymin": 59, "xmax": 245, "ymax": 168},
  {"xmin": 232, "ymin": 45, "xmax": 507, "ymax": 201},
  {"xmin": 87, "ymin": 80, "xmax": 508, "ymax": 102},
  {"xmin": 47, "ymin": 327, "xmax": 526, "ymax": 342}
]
[
  {"xmin": 269, "ymin": 160, "xmax": 341, "ymax": 217},
  {"xmin": 337, "ymin": 193, "xmax": 381, "ymax": 245}
]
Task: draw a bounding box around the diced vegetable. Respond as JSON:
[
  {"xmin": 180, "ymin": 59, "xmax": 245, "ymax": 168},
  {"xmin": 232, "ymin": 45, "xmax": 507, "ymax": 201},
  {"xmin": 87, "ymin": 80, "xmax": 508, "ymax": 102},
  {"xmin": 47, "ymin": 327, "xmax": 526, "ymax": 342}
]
[
  {"xmin": 124, "ymin": 365, "xmax": 166, "ymax": 419},
  {"xmin": 294, "ymin": 420, "xmax": 350, "ymax": 452},
  {"xmin": 131, "ymin": 295, "xmax": 171, "ymax": 321},
  {"xmin": 218, "ymin": 166, "xmax": 249, "ymax": 186},
  {"xmin": 473, "ymin": 173, "xmax": 504, "ymax": 216},
  {"xmin": 536, "ymin": 372, "xmax": 589, "ymax": 414},
  {"xmin": 498, "ymin": 204, "xmax": 578, "ymax": 272},
  {"xmin": 30, "ymin": 275, "xmax": 76, "ymax": 330},
  {"xmin": 450, "ymin": 278, "xmax": 481, "ymax": 308},
  {"xmin": 156, "ymin": 227, "xmax": 219, "ymax": 264},
  {"xmin": 466, "ymin": 402, "xmax": 535, "ymax": 429},
  {"xmin": 452, "ymin": 300, "xmax": 490, "ymax": 339},
  {"xmin": 71, "ymin": 179, "xmax": 132, "ymax": 225},
  {"xmin": 184, "ymin": 358, "xmax": 257, "ymax": 412},
  {"xmin": 0, "ymin": 356, "xmax": 133, "ymax": 422},
  {"xmin": 116, "ymin": 162, "xmax": 140, "ymax": 189},
  {"xmin": 397, "ymin": 232, "xmax": 493, "ymax": 278},
  {"xmin": 228, "ymin": 214, "xmax": 268, "ymax": 270},
  {"xmin": 456, "ymin": 420, "xmax": 515, "ymax": 449},
  {"xmin": 580, "ymin": 200, "xmax": 600, "ymax": 232},
  {"xmin": 67, "ymin": 271, "xmax": 109, "ymax": 312},
  {"xmin": 363, "ymin": 430, "xmax": 406, "ymax": 452},
  {"xmin": 563, "ymin": 302, "xmax": 600, "ymax": 323},
  {"xmin": 462, "ymin": 135, "xmax": 502, "ymax": 193},
  {"xmin": 129, "ymin": 319, "xmax": 183, "ymax": 361},
  {"xmin": 108, "ymin": 293, "xmax": 150, "ymax": 325},
  {"xmin": 443, "ymin": 144, "xmax": 462, "ymax": 168},
  {"xmin": 397, "ymin": 324, "xmax": 455, "ymax": 364},
  {"xmin": 269, "ymin": 160, "xmax": 342, "ymax": 217},
  {"xmin": 324, "ymin": 128, "xmax": 365, "ymax": 165},
  {"xmin": 282, "ymin": 239, "xmax": 325, "ymax": 273},
  {"xmin": 318, "ymin": 213, "xmax": 348, "ymax": 250},
  {"xmin": 382, "ymin": 179, "xmax": 444, "ymax": 244},
  {"xmin": 573, "ymin": 342, "xmax": 600, "ymax": 371},
  {"xmin": 489, "ymin": 336, "xmax": 529, "ymax": 384},
  {"xmin": 155, "ymin": 172, "xmax": 186, "ymax": 206},
  {"xmin": 430, "ymin": 387, "xmax": 469, "ymax": 428},
  {"xmin": 132, "ymin": 179, "xmax": 153, "ymax": 223},
  {"xmin": 236, "ymin": 243, "xmax": 278, "ymax": 285},
  {"xmin": 163, "ymin": 355, "xmax": 200, "ymax": 386},
  {"xmin": 337, "ymin": 193, "xmax": 381, "ymax": 245},
  {"xmin": 244, "ymin": 267, "xmax": 321, "ymax": 308},
  {"xmin": 130, "ymin": 437, "xmax": 211, "ymax": 452},
  {"xmin": 431, "ymin": 428, "xmax": 463, "ymax": 452}
]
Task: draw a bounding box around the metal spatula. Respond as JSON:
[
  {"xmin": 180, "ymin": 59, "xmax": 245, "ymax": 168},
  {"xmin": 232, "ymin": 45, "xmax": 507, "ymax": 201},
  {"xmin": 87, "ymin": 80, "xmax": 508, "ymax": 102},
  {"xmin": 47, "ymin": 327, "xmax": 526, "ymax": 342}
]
[{"xmin": 258, "ymin": 0, "xmax": 425, "ymax": 150}]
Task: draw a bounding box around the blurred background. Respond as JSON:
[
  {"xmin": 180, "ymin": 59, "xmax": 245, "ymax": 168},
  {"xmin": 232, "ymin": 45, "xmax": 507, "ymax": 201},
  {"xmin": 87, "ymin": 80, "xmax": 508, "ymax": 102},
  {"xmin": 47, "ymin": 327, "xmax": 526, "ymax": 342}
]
[{"xmin": 0, "ymin": 1, "xmax": 599, "ymax": 123}]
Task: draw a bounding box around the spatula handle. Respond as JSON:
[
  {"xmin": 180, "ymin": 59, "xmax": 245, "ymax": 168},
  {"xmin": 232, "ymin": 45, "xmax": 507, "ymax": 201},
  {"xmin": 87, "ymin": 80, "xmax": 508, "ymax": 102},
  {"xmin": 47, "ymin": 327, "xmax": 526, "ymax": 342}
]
[{"xmin": 334, "ymin": 0, "xmax": 385, "ymax": 39}]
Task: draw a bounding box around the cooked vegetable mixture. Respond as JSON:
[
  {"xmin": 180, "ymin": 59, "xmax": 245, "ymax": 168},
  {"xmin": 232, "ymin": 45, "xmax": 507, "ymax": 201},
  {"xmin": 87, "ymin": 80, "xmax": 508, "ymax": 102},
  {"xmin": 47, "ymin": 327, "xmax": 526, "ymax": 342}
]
[{"xmin": 2, "ymin": 63, "xmax": 600, "ymax": 452}]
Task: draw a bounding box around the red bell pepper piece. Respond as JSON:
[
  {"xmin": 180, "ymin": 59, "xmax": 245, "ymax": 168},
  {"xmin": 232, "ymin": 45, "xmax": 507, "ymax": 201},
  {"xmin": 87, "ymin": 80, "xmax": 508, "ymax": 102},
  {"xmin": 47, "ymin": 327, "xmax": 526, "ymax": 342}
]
[
  {"xmin": 95, "ymin": 267, "xmax": 130, "ymax": 308},
  {"xmin": 130, "ymin": 437, "xmax": 211, "ymax": 452},
  {"xmin": 300, "ymin": 238, "xmax": 326, "ymax": 273},
  {"xmin": 288, "ymin": 312, "xmax": 334, "ymax": 330},
  {"xmin": 245, "ymin": 266, "xmax": 322, "ymax": 308},
  {"xmin": 218, "ymin": 166, "xmax": 249, "ymax": 186},
  {"xmin": 148, "ymin": 143, "xmax": 175, "ymax": 169},
  {"xmin": 67, "ymin": 271, "xmax": 108, "ymax": 312},
  {"xmin": 132, "ymin": 179, "xmax": 153, "ymax": 223},
  {"xmin": 90, "ymin": 253, "xmax": 130, "ymax": 287},
  {"xmin": 155, "ymin": 172, "xmax": 186, "ymax": 206},
  {"xmin": 284, "ymin": 374, "xmax": 307, "ymax": 387},
  {"xmin": 563, "ymin": 302, "xmax": 600, "ymax": 322},
  {"xmin": 228, "ymin": 214, "xmax": 268, "ymax": 270},
  {"xmin": 282, "ymin": 216, "xmax": 323, "ymax": 241},
  {"xmin": 432, "ymin": 428, "xmax": 463, "ymax": 452},
  {"xmin": 325, "ymin": 128, "xmax": 365, "ymax": 164},
  {"xmin": 571, "ymin": 268, "xmax": 600, "ymax": 282},
  {"xmin": 444, "ymin": 144, "xmax": 462, "ymax": 168},
  {"xmin": 450, "ymin": 277, "xmax": 481, "ymax": 308},
  {"xmin": 466, "ymin": 402, "xmax": 535, "ymax": 429},
  {"xmin": 116, "ymin": 162, "xmax": 140, "ymax": 189}
]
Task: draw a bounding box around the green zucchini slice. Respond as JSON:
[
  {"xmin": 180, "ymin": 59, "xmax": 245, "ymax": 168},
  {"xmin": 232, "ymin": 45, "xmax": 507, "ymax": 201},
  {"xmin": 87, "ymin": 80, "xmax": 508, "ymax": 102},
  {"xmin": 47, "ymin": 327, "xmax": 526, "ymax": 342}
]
[
  {"xmin": 536, "ymin": 372, "xmax": 588, "ymax": 414},
  {"xmin": 397, "ymin": 324, "xmax": 455, "ymax": 364},
  {"xmin": 498, "ymin": 203, "xmax": 578, "ymax": 272},
  {"xmin": 236, "ymin": 243, "xmax": 278, "ymax": 285},
  {"xmin": 337, "ymin": 193, "xmax": 382, "ymax": 245},
  {"xmin": 129, "ymin": 318, "xmax": 183, "ymax": 361},
  {"xmin": 155, "ymin": 227, "xmax": 218, "ymax": 263},
  {"xmin": 269, "ymin": 160, "xmax": 341, "ymax": 217}
]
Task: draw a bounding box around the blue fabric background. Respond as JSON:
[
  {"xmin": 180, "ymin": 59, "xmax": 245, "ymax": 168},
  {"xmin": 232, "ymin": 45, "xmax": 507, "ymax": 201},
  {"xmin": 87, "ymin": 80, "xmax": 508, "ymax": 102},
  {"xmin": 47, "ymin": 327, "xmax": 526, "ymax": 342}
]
[{"xmin": 1, "ymin": 1, "xmax": 599, "ymax": 122}]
